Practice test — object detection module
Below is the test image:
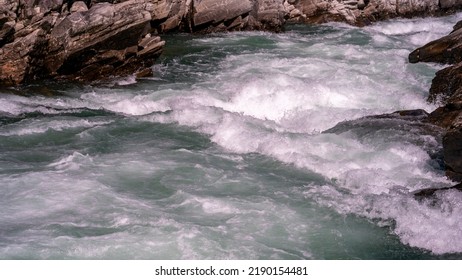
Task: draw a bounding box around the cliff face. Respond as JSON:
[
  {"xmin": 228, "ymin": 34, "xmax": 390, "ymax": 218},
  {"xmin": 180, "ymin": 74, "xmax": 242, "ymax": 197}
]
[{"xmin": 0, "ymin": 0, "xmax": 461, "ymax": 85}]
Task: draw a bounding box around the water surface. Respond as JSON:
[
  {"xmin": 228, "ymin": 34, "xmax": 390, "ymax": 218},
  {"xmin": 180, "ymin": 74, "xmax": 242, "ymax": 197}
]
[{"xmin": 1, "ymin": 14, "xmax": 462, "ymax": 259}]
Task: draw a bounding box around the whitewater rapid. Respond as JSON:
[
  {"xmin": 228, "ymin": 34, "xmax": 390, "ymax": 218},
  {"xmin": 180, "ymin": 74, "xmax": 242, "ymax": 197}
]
[{"xmin": 1, "ymin": 14, "xmax": 461, "ymax": 258}]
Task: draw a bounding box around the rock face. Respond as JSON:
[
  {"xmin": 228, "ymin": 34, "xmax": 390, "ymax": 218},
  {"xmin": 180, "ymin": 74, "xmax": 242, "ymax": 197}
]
[
  {"xmin": 1, "ymin": 0, "xmax": 462, "ymax": 85},
  {"xmin": 0, "ymin": 0, "xmax": 166, "ymax": 85},
  {"xmin": 410, "ymin": 20, "xmax": 462, "ymax": 182},
  {"xmin": 0, "ymin": 0, "xmax": 294, "ymax": 85}
]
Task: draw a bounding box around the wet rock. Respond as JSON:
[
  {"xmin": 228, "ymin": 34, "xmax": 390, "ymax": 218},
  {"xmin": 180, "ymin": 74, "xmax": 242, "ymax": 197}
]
[
  {"xmin": 409, "ymin": 22, "xmax": 462, "ymax": 64},
  {"xmin": 428, "ymin": 62, "xmax": 462, "ymax": 105},
  {"xmin": 443, "ymin": 128, "xmax": 462, "ymax": 181},
  {"xmin": 414, "ymin": 183, "xmax": 462, "ymax": 201},
  {"xmin": 411, "ymin": 20, "xmax": 462, "ymax": 182},
  {"xmin": 324, "ymin": 109, "xmax": 445, "ymax": 170},
  {"xmin": 427, "ymin": 103, "xmax": 462, "ymax": 129}
]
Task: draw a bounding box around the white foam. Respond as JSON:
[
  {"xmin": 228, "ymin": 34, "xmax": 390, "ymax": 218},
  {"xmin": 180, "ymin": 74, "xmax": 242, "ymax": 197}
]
[
  {"xmin": 0, "ymin": 119, "xmax": 113, "ymax": 136},
  {"xmin": 48, "ymin": 152, "xmax": 94, "ymax": 171},
  {"xmin": 2, "ymin": 14, "xmax": 461, "ymax": 257},
  {"xmin": 365, "ymin": 14, "xmax": 462, "ymax": 47},
  {"xmin": 80, "ymin": 91, "xmax": 174, "ymax": 115}
]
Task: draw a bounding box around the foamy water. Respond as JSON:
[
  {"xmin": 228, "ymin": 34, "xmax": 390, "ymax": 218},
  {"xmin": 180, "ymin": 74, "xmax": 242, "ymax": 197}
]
[{"xmin": 0, "ymin": 14, "xmax": 461, "ymax": 259}]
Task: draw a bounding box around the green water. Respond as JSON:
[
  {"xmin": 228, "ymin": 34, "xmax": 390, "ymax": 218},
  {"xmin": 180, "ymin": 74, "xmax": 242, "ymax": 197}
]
[{"xmin": 1, "ymin": 15, "xmax": 462, "ymax": 259}]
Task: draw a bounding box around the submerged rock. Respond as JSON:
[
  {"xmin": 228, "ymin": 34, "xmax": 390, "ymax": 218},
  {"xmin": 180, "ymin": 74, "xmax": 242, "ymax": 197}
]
[
  {"xmin": 324, "ymin": 109, "xmax": 444, "ymax": 165},
  {"xmin": 413, "ymin": 182, "xmax": 462, "ymax": 201}
]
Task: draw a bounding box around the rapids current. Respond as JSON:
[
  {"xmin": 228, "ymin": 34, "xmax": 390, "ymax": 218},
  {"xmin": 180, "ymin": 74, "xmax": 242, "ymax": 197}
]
[{"xmin": 1, "ymin": 14, "xmax": 462, "ymax": 259}]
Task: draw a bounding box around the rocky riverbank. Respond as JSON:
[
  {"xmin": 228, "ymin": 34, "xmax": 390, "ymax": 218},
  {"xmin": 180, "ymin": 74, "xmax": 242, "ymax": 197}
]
[
  {"xmin": 0, "ymin": 0, "xmax": 295, "ymax": 85},
  {"xmin": 1, "ymin": 0, "xmax": 462, "ymax": 85},
  {"xmin": 410, "ymin": 20, "xmax": 462, "ymax": 182}
]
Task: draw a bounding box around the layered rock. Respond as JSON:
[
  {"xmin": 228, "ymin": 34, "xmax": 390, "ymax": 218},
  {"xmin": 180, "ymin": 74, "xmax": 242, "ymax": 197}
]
[
  {"xmin": 1, "ymin": 0, "xmax": 462, "ymax": 85},
  {"xmin": 410, "ymin": 20, "xmax": 462, "ymax": 182},
  {"xmin": 291, "ymin": 0, "xmax": 462, "ymax": 25},
  {"xmin": 0, "ymin": 0, "xmax": 166, "ymax": 85},
  {"xmin": 0, "ymin": 0, "xmax": 295, "ymax": 85}
]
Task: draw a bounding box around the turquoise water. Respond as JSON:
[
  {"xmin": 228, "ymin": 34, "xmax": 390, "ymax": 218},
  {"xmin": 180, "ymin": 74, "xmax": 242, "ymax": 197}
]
[{"xmin": 1, "ymin": 14, "xmax": 462, "ymax": 259}]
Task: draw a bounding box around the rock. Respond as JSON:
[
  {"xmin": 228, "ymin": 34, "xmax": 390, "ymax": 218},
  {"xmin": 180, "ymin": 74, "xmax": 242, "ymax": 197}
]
[
  {"xmin": 439, "ymin": 0, "xmax": 462, "ymax": 9},
  {"xmin": 255, "ymin": 0, "xmax": 289, "ymax": 31},
  {"xmin": 70, "ymin": 1, "xmax": 89, "ymax": 13},
  {"xmin": 45, "ymin": 0, "xmax": 161, "ymax": 81},
  {"xmin": 0, "ymin": 21, "xmax": 15, "ymax": 47},
  {"xmin": 3, "ymin": 0, "xmax": 462, "ymax": 86},
  {"xmin": 428, "ymin": 62, "xmax": 462, "ymax": 105},
  {"xmin": 293, "ymin": 0, "xmax": 459, "ymax": 26},
  {"xmin": 411, "ymin": 20, "xmax": 462, "ymax": 182},
  {"xmin": 414, "ymin": 183, "xmax": 462, "ymax": 201},
  {"xmin": 0, "ymin": 29, "xmax": 47, "ymax": 86},
  {"xmin": 409, "ymin": 23, "xmax": 462, "ymax": 64},
  {"xmin": 324, "ymin": 109, "xmax": 444, "ymax": 168},
  {"xmin": 443, "ymin": 128, "xmax": 462, "ymax": 181},
  {"xmin": 427, "ymin": 103, "xmax": 462, "ymax": 129},
  {"xmin": 193, "ymin": 0, "xmax": 252, "ymax": 27}
]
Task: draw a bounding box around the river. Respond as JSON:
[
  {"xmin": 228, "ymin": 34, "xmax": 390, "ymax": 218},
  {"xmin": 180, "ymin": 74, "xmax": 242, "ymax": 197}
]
[{"xmin": 1, "ymin": 13, "xmax": 461, "ymax": 259}]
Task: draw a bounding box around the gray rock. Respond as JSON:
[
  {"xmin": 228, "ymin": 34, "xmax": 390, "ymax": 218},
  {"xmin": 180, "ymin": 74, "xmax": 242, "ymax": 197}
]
[
  {"xmin": 193, "ymin": 0, "xmax": 252, "ymax": 27},
  {"xmin": 70, "ymin": 1, "xmax": 89, "ymax": 12}
]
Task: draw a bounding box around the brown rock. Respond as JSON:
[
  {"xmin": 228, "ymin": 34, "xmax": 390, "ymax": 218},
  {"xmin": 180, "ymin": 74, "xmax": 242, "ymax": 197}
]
[
  {"xmin": 412, "ymin": 19, "xmax": 462, "ymax": 182},
  {"xmin": 443, "ymin": 128, "xmax": 462, "ymax": 181},
  {"xmin": 428, "ymin": 62, "xmax": 462, "ymax": 105},
  {"xmin": 409, "ymin": 22, "xmax": 462, "ymax": 64}
]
